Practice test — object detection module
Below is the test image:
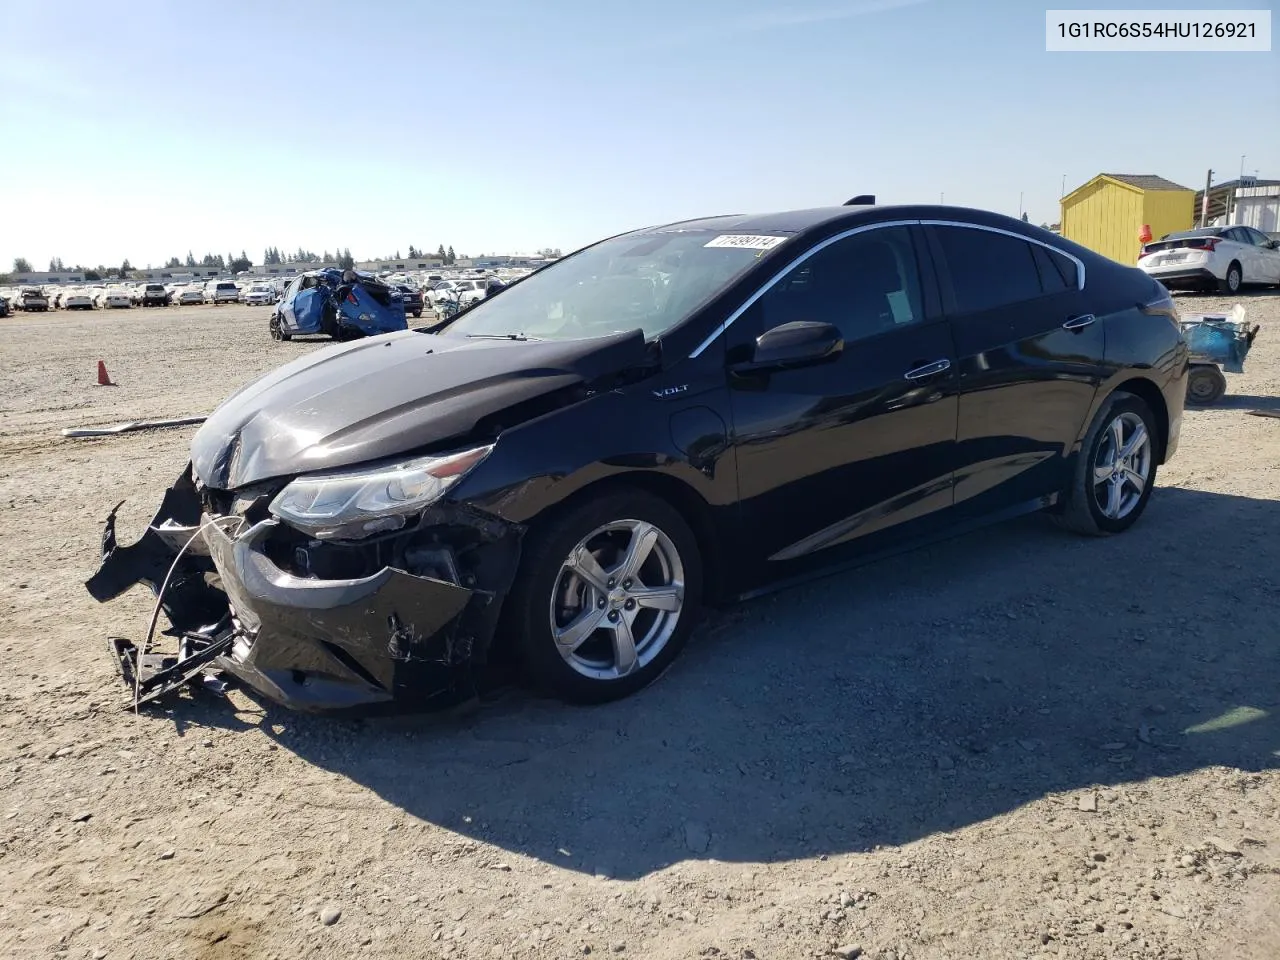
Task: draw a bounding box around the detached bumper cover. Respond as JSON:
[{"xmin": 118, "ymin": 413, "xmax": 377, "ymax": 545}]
[{"xmin": 85, "ymin": 466, "xmax": 521, "ymax": 713}]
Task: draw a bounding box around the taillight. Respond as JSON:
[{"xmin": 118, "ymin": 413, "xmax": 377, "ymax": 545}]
[
  {"xmin": 1190, "ymin": 238, "xmax": 1218, "ymax": 252},
  {"xmin": 1140, "ymin": 287, "xmax": 1179, "ymax": 324},
  {"xmin": 346, "ymin": 291, "xmax": 358, "ymax": 305}
]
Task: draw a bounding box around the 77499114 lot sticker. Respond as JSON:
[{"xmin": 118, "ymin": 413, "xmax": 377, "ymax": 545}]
[{"xmin": 703, "ymin": 235, "xmax": 790, "ymax": 250}]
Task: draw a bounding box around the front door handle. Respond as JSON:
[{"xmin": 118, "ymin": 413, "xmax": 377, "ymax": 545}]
[
  {"xmin": 1063, "ymin": 313, "xmax": 1096, "ymax": 331},
  {"xmin": 904, "ymin": 358, "xmax": 952, "ymax": 381}
]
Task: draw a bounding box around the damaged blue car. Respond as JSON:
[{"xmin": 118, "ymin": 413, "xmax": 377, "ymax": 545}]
[{"xmin": 269, "ymin": 269, "xmax": 407, "ymax": 341}]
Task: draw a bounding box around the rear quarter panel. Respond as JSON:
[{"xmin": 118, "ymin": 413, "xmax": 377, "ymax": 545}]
[{"xmin": 1089, "ymin": 270, "xmax": 1189, "ymax": 462}]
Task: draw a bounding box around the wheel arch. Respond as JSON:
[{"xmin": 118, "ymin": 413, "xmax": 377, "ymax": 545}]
[
  {"xmin": 522, "ymin": 470, "xmax": 729, "ymax": 607},
  {"xmin": 1109, "ymin": 376, "xmax": 1170, "ymax": 463}
]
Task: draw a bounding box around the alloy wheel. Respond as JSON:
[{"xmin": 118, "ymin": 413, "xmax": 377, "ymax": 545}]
[
  {"xmin": 1092, "ymin": 411, "xmax": 1152, "ymax": 520},
  {"xmin": 549, "ymin": 519, "xmax": 685, "ymax": 681}
]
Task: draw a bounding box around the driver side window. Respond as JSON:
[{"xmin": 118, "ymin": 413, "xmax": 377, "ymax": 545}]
[{"xmin": 734, "ymin": 226, "xmax": 925, "ymax": 350}]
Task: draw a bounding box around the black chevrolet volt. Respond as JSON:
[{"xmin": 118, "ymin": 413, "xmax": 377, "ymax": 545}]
[{"xmin": 88, "ymin": 204, "xmax": 1189, "ymax": 713}]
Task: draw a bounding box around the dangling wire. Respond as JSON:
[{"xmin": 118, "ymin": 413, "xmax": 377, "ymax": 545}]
[{"xmin": 135, "ymin": 514, "xmax": 246, "ymax": 711}]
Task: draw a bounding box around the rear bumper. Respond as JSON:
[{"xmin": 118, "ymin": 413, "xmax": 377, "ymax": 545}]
[
  {"xmin": 85, "ymin": 466, "xmax": 522, "ymax": 714},
  {"xmin": 1144, "ymin": 267, "xmax": 1218, "ymax": 287},
  {"xmin": 338, "ymin": 307, "xmax": 408, "ymax": 335}
]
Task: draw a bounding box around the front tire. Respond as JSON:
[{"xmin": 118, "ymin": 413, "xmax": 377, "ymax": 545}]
[
  {"xmin": 505, "ymin": 490, "xmax": 702, "ymax": 704},
  {"xmin": 1219, "ymin": 262, "xmax": 1242, "ymax": 294},
  {"xmin": 1053, "ymin": 392, "xmax": 1158, "ymax": 536},
  {"xmin": 269, "ymin": 312, "xmax": 291, "ymax": 341}
]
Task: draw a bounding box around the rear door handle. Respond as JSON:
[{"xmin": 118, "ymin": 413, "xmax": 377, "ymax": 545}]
[
  {"xmin": 1063, "ymin": 313, "xmax": 1096, "ymax": 331},
  {"xmin": 904, "ymin": 358, "xmax": 952, "ymax": 381}
]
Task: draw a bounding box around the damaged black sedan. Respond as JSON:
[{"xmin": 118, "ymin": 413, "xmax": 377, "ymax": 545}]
[{"xmin": 88, "ymin": 204, "xmax": 1188, "ymax": 713}]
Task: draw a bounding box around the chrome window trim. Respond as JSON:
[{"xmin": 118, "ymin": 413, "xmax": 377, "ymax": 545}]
[
  {"xmin": 688, "ymin": 219, "xmax": 920, "ymax": 358},
  {"xmin": 918, "ymin": 219, "xmax": 1087, "ymax": 292}
]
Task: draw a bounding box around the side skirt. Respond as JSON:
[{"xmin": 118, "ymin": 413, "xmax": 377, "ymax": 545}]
[{"xmin": 733, "ymin": 493, "xmax": 1059, "ymax": 603}]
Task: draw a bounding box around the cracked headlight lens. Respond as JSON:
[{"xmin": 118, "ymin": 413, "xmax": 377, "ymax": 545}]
[{"xmin": 269, "ymin": 444, "xmax": 493, "ymax": 540}]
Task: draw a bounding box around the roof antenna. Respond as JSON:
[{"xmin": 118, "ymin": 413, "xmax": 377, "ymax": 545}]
[{"xmin": 843, "ymin": 194, "xmax": 875, "ymax": 205}]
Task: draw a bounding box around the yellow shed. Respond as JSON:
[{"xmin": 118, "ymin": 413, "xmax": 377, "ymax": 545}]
[{"xmin": 1060, "ymin": 174, "xmax": 1195, "ymax": 265}]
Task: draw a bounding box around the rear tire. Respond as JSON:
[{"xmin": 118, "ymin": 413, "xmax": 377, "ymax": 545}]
[
  {"xmin": 1186, "ymin": 364, "xmax": 1226, "ymax": 405},
  {"xmin": 1053, "ymin": 392, "xmax": 1158, "ymax": 536},
  {"xmin": 505, "ymin": 490, "xmax": 702, "ymax": 704},
  {"xmin": 1219, "ymin": 262, "xmax": 1242, "ymax": 294}
]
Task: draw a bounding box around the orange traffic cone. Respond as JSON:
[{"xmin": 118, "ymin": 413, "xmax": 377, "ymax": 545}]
[{"xmin": 96, "ymin": 360, "xmax": 115, "ymax": 386}]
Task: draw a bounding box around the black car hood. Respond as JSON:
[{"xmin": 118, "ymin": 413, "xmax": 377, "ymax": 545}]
[{"xmin": 191, "ymin": 328, "xmax": 650, "ymax": 489}]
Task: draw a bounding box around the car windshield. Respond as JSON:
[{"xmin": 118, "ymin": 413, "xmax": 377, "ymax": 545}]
[{"xmin": 440, "ymin": 228, "xmax": 791, "ymax": 341}]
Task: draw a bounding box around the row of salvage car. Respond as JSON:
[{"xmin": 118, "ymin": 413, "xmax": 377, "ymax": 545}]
[
  {"xmin": 1, "ymin": 271, "xmax": 520, "ymax": 319},
  {"xmin": 0, "ymin": 279, "xmax": 277, "ymax": 311}
]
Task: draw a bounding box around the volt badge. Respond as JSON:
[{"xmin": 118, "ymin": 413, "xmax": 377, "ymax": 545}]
[{"xmin": 652, "ymin": 384, "xmax": 689, "ymax": 399}]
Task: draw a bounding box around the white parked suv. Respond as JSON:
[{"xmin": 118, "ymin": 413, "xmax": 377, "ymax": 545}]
[
  {"xmin": 1139, "ymin": 225, "xmax": 1280, "ymax": 293},
  {"xmin": 243, "ymin": 284, "xmax": 275, "ymax": 306},
  {"xmin": 204, "ymin": 280, "xmax": 241, "ymax": 304}
]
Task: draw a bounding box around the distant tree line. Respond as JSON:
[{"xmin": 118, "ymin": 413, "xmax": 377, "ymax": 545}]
[
  {"xmin": 372, "ymin": 244, "xmax": 462, "ymax": 265},
  {"xmin": 9, "ymin": 256, "xmax": 132, "ymax": 282}
]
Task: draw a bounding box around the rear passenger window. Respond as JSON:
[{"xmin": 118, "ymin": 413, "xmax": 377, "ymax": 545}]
[
  {"xmin": 934, "ymin": 226, "xmax": 1043, "ymax": 314},
  {"xmin": 1031, "ymin": 244, "xmax": 1077, "ymax": 293}
]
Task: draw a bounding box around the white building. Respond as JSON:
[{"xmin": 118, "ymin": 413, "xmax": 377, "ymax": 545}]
[
  {"xmin": 356, "ymin": 257, "xmax": 445, "ymax": 273},
  {"xmin": 254, "ymin": 262, "xmax": 340, "ymax": 277},
  {"xmin": 1229, "ymin": 184, "xmax": 1280, "ymax": 234},
  {"xmin": 138, "ymin": 267, "xmax": 225, "ymax": 280},
  {"xmin": 9, "ymin": 271, "xmax": 86, "ymax": 284}
]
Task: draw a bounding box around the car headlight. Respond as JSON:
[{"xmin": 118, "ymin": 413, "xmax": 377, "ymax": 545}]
[{"xmin": 268, "ymin": 444, "xmax": 493, "ymax": 540}]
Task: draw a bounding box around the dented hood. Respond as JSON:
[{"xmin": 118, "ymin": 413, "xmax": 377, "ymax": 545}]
[{"xmin": 192, "ymin": 328, "xmax": 649, "ymax": 489}]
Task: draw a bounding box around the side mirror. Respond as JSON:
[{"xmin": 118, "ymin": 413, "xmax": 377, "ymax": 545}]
[{"xmin": 738, "ymin": 321, "xmax": 843, "ymax": 371}]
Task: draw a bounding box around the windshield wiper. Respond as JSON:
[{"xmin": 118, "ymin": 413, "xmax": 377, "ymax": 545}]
[{"xmin": 464, "ymin": 333, "xmax": 542, "ymax": 341}]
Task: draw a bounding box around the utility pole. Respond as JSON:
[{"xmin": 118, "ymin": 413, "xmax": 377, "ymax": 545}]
[
  {"xmin": 1228, "ymin": 154, "xmax": 1246, "ymax": 223},
  {"xmin": 939, "ymin": 192, "xmax": 944, "ymax": 204},
  {"xmin": 1061, "ymin": 174, "xmax": 1066, "ymax": 197},
  {"xmin": 1200, "ymin": 168, "xmax": 1213, "ymax": 227},
  {"xmin": 1018, "ymin": 191, "xmax": 1024, "ymax": 218}
]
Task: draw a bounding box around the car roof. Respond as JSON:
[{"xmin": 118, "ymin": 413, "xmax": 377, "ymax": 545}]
[
  {"xmin": 630, "ymin": 204, "xmax": 1053, "ymax": 239},
  {"xmin": 637, "ymin": 207, "xmax": 859, "ymax": 235}
]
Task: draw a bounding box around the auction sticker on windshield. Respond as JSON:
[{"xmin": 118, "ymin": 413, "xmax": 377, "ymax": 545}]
[{"xmin": 704, "ymin": 235, "xmax": 790, "ymax": 250}]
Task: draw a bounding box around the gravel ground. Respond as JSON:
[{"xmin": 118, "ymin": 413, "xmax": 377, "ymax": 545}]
[{"xmin": 1, "ymin": 295, "xmax": 1278, "ymax": 960}]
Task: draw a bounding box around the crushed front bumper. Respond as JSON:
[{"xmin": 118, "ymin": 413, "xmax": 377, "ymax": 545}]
[{"xmin": 86, "ymin": 466, "xmax": 522, "ymax": 713}]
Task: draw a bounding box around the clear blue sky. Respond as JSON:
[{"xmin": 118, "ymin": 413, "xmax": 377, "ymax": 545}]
[{"xmin": 1, "ymin": 0, "xmax": 1276, "ymax": 270}]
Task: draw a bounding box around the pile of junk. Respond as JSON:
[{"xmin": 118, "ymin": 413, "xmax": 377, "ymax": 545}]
[{"xmin": 1180, "ymin": 303, "xmax": 1261, "ymax": 405}]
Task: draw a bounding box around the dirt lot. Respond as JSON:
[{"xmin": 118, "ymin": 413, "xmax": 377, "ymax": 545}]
[{"xmin": 1, "ymin": 296, "xmax": 1279, "ymax": 960}]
